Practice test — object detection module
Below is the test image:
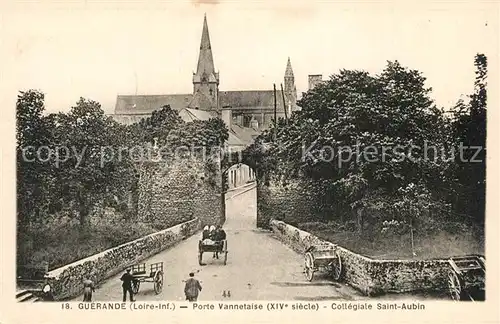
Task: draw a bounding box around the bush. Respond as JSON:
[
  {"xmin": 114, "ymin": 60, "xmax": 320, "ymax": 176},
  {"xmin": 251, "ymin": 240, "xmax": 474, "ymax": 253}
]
[
  {"xmin": 298, "ymin": 221, "xmax": 338, "ymax": 233},
  {"xmin": 300, "ymin": 221, "xmax": 485, "ymax": 260},
  {"xmin": 17, "ymin": 220, "xmax": 156, "ymax": 270}
]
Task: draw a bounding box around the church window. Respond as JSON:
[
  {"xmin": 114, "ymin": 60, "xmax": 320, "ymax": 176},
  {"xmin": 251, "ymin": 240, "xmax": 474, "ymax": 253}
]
[{"xmin": 209, "ymin": 88, "xmax": 213, "ymax": 95}]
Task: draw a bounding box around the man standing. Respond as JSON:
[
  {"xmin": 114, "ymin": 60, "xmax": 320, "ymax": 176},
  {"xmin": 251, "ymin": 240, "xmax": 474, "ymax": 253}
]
[
  {"xmin": 120, "ymin": 269, "xmax": 135, "ymax": 302},
  {"xmin": 214, "ymin": 225, "xmax": 226, "ymax": 259},
  {"xmin": 184, "ymin": 272, "xmax": 202, "ymax": 302},
  {"xmin": 82, "ymin": 278, "xmax": 95, "ymax": 302}
]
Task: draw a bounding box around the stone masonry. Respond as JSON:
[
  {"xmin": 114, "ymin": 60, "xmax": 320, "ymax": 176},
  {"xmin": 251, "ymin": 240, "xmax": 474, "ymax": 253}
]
[
  {"xmin": 137, "ymin": 152, "xmax": 224, "ymax": 229},
  {"xmin": 45, "ymin": 218, "xmax": 199, "ymax": 300},
  {"xmin": 269, "ymin": 219, "xmax": 451, "ymax": 297},
  {"xmin": 257, "ymin": 180, "xmax": 317, "ymax": 229}
]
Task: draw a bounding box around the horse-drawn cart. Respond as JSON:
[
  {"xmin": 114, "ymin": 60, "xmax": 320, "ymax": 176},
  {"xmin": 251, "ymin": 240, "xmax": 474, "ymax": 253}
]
[
  {"xmin": 303, "ymin": 243, "xmax": 342, "ymax": 282},
  {"xmin": 198, "ymin": 239, "xmax": 228, "ymax": 265},
  {"xmin": 447, "ymin": 255, "xmax": 485, "ymax": 301},
  {"xmin": 130, "ymin": 262, "xmax": 164, "ymax": 295}
]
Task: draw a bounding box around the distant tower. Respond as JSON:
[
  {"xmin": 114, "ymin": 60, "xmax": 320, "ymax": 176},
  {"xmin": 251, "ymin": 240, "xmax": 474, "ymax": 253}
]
[
  {"xmin": 190, "ymin": 14, "xmax": 219, "ymax": 110},
  {"xmin": 308, "ymin": 74, "xmax": 323, "ymax": 90},
  {"xmin": 284, "ymin": 57, "xmax": 297, "ymax": 115}
]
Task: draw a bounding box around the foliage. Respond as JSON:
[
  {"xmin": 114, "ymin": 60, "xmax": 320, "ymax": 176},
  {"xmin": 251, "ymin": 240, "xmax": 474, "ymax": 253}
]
[
  {"xmin": 245, "ymin": 57, "xmax": 486, "ymax": 239},
  {"xmin": 448, "ymin": 54, "xmax": 487, "ymax": 223},
  {"xmin": 16, "ymin": 90, "xmax": 51, "ymax": 225},
  {"xmin": 39, "ymin": 98, "xmax": 136, "ymax": 228},
  {"xmin": 17, "ymin": 97, "xmax": 228, "ymax": 267},
  {"xmin": 129, "ymin": 105, "xmax": 228, "ymax": 150},
  {"xmin": 16, "ymin": 99, "xmax": 227, "ymax": 232},
  {"xmin": 128, "ymin": 105, "xmax": 184, "ymax": 145}
]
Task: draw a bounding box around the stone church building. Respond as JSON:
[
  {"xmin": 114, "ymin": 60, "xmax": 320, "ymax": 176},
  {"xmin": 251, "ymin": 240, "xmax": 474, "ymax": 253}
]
[{"xmin": 111, "ymin": 15, "xmax": 300, "ymax": 152}]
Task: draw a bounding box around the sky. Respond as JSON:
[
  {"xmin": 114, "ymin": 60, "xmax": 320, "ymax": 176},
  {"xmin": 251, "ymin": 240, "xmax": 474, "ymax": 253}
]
[{"xmin": 1, "ymin": 0, "xmax": 498, "ymax": 114}]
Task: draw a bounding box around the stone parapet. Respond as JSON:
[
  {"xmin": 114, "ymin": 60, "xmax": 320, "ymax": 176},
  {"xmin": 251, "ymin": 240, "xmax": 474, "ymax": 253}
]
[
  {"xmin": 269, "ymin": 219, "xmax": 449, "ymax": 296},
  {"xmin": 45, "ymin": 218, "xmax": 199, "ymax": 300}
]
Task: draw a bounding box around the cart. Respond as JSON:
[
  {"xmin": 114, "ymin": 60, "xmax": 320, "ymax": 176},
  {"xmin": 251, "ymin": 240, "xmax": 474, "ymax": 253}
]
[
  {"xmin": 130, "ymin": 262, "xmax": 164, "ymax": 295},
  {"xmin": 447, "ymin": 255, "xmax": 485, "ymax": 301},
  {"xmin": 198, "ymin": 239, "xmax": 228, "ymax": 265},
  {"xmin": 303, "ymin": 243, "xmax": 342, "ymax": 282}
]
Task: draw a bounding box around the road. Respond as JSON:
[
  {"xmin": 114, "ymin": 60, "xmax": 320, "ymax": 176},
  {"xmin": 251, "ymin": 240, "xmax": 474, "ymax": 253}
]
[{"xmin": 73, "ymin": 184, "xmax": 370, "ymax": 302}]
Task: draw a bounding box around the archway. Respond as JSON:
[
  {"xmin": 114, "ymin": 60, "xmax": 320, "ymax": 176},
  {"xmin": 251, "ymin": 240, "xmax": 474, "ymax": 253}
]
[
  {"xmin": 226, "ymin": 163, "xmax": 256, "ymax": 190},
  {"xmin": 222, "ymin": 163, "xmax": 257, "ymax": 230}
]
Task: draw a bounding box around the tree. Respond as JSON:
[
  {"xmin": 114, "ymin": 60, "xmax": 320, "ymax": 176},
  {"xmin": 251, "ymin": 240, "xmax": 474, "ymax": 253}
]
[
  {"xmin": 450, "ymin": 54, "xmax": 487, "ymax": 224},
  {"xmin": 16, "ymin": 90, "xmax": 54, "ymax": 225},
  {"xmin": 129, "ymin": 105, "xmax": 184, "ymax": 145},
  {"xmin": 246, "ymin": 61, "xmax": 451, "ymax": 233},
  {"xmin": 49, "ymin": 98, "xmax": 133, "ymax": 230}
]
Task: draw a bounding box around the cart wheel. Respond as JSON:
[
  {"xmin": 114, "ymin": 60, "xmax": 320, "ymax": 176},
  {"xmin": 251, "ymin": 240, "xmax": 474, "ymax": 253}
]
[
  {"xmin": 154, "ymin": 271, "xmax": 163, "ymax": 294},
  {"xmin": 132, "ymin": 280, "xmax": 140, "ymax": 294},
  {"xmin": 304, "ymin": 252, "xmax": 314, "ymax": 282},
  {"xmin": 330, "ymin": 252, "xmax": 343, "ymax": 281},
  {"xmin": 447, "ymin": 271, "xmax": 462, "ymax": 301},
  {"xmin": 198, "ymin": 251, "xmax": 203, "ymax": 265}
]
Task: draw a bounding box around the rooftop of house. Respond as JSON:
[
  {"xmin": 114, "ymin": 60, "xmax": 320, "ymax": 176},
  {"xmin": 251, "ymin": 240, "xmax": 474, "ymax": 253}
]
[{"xmin": 178, "ymin": 108, "xmax": 259, "ymax": 148}]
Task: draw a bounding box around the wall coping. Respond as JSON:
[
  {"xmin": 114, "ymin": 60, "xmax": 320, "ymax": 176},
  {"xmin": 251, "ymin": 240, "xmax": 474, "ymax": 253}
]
[
  {"xmin": 47, "ymin": 218, "xmax": 199, "ymax": 279},
  {"xmin": 270, "ymin": 219, "xmax": 449, "ymax": 264}
]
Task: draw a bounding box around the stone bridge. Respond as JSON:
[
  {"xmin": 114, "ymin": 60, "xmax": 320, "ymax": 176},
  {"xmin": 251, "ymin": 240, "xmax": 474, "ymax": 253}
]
[{"xmin": 68, "ymin": 184, "xmax": 446, "ymax": 302}]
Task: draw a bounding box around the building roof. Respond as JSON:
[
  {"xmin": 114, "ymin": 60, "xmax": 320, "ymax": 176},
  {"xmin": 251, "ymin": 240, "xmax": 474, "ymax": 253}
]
[
  {"xmin": 188, "ymin": 90, "xmax": 217, "ymax": 109},
  {"xmin": 219, "ymin": 90, "xmax": 286, "ymax": 110},
  {"xmin": 115, "ymin": 88, "xmax": 289, "ymax": 114},
  {"xmin": 178, "ymin": 108, "xmax": 217, "ymax": 122},
  {"xmin": 115, "ymin": 94, "xmax": 193, "ymax": 114},
  {"xmin": 178, "ymin": 108, "xmax": 253, "ymax": 147},
  {"xmin": 230, "ymin": 123, "xmax": 260, "ymax": 144}
]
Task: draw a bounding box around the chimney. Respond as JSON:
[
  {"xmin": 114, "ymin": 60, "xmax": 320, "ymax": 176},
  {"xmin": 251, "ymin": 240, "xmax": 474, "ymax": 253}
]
[
  {"xmin": 221, "ymin": 106, "xmax": 232, "ymax": 131},
  {"xmin": 308, "ymin": 74, "xmax": 323, "ymax": 90}
]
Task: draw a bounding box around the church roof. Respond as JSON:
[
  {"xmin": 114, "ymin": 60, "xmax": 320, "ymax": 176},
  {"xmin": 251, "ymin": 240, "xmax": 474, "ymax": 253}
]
[
  {"xmin": 219, "ymin": 90, "xmax": 286, "ymax": 110},
  {"xmin": 115, "ymin": 88, "xmax": 289, "ymax": 114},
  {"xmin": 188, "ymin": 90, "xmax": 216, "ymax": 109},
  {"xmin": 115, "ymin": 94, "xmax": 192, "ymax": 114}
]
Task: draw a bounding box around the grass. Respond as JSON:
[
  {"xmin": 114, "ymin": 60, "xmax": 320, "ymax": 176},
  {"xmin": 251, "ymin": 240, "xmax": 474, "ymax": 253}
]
[
  {"xmin": 298, "ymin": 221, "xmax": 485, "ymax": 260},
  {"xmin": 17, "ymin": 220, "xmax": 157, "ymax": 271}
]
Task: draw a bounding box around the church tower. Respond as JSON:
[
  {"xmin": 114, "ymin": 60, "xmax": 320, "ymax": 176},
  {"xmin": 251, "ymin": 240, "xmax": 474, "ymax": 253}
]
[
  {"xmin": 284, "ymin": 57, "xmax": 297, "ymax": 115},
  {"xmin": 190, "ymin": 14, "xmax": 219, "ymax": 110}
]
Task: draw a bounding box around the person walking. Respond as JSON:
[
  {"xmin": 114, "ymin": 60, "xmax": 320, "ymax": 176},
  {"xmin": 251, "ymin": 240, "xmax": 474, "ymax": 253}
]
[
  {"xmin": 82, "ymin": 278, "xmax": 95, "ymax": 302},
  {"xmin": 120, "ymin": 269, "xmax": 135, "ymax": 302},
  {"xmin": 213, "ymin": 225, "xmax": 227, "ymax": 259},
  {"xmin": 184, "ymin": 272, "xmax": 202, "ymax": 302}
]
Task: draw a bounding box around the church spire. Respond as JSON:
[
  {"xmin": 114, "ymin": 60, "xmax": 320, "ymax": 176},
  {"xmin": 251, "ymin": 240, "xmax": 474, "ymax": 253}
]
[
  {"xmin": 191, "ymin": 14, "xmax": 219, "ymax": 111},
  {"xmin": 285, "ymin": 57, "xmax": 294, "ymax": 77},
  {"xmin": 284, "ymin": 57, "xmax": 297, "ymax": 115},
  {"xmin": 196, "ymin": 14, "xmax": 216, "ymax": 77}
]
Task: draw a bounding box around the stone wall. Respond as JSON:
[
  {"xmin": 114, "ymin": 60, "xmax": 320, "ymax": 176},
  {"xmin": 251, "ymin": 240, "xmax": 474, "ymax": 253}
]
[
  {"xmin": 138, "ymin": 153, "xmax": 223, "ymax": 229},
  {"xmin": 45, "ymin": 218, "xmax": 199, "ymax": 300},
  {"xmin": 269, "ymin": 219, "xmax": 450, "ymax": 296},
  {"xmin": 256, "ymin": 181, "xmax": 318, "ymax": 229}
]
